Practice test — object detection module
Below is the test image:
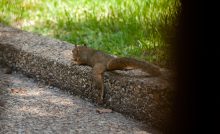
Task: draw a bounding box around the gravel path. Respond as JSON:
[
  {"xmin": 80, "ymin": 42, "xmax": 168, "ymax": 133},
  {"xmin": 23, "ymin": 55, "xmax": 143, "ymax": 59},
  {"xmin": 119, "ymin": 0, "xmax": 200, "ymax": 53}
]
[{"xmin": 0, "ymin": 66, "xmax": 160, "ymax": 134}]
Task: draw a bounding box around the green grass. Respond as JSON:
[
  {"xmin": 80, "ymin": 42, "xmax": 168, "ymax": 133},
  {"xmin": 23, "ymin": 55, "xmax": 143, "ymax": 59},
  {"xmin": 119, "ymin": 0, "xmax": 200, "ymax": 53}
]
[{"xmin": 0, "ymin": 0, "xmax": 180, "ymax": 67}]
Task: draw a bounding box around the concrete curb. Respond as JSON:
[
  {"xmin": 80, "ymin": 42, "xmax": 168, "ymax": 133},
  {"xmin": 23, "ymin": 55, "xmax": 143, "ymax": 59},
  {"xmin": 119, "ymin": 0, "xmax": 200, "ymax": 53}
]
[{"xmin": 0, "ymin": 24, "xmax": 174, "ymax": 130}]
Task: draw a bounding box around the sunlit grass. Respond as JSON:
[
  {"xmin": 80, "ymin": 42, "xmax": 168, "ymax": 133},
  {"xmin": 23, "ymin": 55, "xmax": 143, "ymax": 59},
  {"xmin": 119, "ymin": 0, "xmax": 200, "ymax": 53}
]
[{"xmin": 0, "ymin": 0, "xmax": 180, "ymax": 67}]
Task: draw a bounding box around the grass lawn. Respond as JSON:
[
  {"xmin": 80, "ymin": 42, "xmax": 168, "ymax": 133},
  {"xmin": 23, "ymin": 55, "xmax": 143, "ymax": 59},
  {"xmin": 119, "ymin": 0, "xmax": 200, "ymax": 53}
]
[{"xmin": 0, "ymin": 0, "xmax": 180, "ymax": 68}]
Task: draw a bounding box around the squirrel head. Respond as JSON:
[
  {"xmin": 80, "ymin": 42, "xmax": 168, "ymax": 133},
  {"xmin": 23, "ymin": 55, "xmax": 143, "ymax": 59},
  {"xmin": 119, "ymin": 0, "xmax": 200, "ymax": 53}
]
[{"xmin": 72, "ymin": 44, "xmax": 88, "ymax": 64}]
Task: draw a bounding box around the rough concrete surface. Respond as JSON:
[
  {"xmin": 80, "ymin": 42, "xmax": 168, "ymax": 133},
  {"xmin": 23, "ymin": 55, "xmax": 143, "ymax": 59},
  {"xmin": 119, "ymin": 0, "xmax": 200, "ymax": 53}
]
[
  {"xmin": 0, "ymin": 65, "xmax": 160, "ymax": 134},
  {"xmin": 0, "ymin": 24, "xmax": 174, "ymax": 131}
]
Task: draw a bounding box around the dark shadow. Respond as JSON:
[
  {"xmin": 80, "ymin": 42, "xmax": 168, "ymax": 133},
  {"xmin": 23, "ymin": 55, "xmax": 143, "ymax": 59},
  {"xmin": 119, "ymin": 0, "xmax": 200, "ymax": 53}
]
[{"xmin": 166, "ymin": 0, "xmax": 199, "ymax": 133}]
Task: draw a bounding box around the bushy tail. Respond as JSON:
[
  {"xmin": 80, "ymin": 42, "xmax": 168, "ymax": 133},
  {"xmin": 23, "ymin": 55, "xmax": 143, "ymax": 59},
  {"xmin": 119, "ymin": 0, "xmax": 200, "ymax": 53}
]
[{"xmin": 107, "ymin": 57, "xmax": 161, "ymax": 76}]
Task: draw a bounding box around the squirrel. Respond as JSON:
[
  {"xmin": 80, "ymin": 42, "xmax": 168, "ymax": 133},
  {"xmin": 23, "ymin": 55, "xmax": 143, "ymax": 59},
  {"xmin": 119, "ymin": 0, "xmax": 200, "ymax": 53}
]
[{"xmin": 72, "ymin": 44, "xmax": 161, "ymax": 104}]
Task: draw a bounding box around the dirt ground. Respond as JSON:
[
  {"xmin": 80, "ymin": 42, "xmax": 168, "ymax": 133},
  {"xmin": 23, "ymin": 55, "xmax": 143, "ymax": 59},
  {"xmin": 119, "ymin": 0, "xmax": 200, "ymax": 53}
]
[{"xmin": 0, "ymin": 65, "xmax": 160, "ymax": 134}]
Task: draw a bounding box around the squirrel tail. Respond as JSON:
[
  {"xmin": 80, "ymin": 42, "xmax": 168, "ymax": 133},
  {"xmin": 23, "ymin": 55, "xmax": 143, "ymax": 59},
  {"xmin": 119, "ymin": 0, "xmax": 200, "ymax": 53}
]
[{"xmin": 107, "ymin": 57, "xmax": 161, "ymax": 76}]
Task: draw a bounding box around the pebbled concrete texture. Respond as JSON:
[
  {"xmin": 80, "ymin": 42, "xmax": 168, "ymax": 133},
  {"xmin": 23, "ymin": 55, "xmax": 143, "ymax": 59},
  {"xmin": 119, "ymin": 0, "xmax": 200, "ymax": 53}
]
[
  {"xmin": 1, "ymin": 65, "xmax": 160, "ymax": 134},
  {"xmin": 0, "ymin": 24, "xmax": 174, "ymax": 131}
]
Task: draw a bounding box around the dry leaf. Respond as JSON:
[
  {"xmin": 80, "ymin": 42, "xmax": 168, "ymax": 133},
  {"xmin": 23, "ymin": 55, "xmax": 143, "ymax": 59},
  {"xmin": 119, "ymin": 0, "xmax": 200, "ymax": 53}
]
[{"xmin": 96, "ymin": 108, "xmax": 112, "ymax": 114}]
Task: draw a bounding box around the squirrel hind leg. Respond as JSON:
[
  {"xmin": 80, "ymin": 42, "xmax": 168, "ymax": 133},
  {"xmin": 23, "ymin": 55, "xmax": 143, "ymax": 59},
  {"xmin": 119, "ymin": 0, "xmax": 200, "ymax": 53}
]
[{"xmin": 107, "ymin": 58, "xmax": 130, "ymax": 71}]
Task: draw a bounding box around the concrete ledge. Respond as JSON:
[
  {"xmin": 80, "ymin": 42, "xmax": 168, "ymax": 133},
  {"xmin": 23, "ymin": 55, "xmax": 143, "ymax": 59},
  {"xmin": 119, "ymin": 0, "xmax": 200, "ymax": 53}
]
[{"xmin": 0, "ymin": 24, "xmax": 174, "ymax": 130}]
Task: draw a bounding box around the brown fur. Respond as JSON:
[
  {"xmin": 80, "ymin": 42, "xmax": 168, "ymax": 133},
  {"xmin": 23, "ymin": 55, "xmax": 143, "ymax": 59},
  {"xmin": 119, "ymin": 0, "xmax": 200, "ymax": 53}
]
[{"xmin": 72, "ymin": 45, "xmax": 161, "ymax": 103}]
